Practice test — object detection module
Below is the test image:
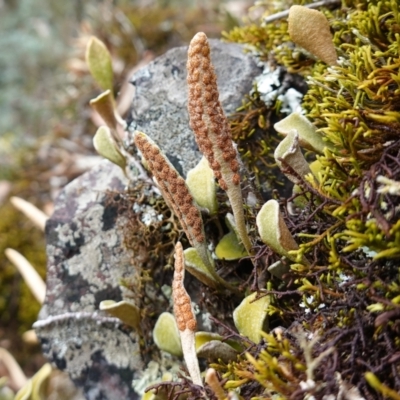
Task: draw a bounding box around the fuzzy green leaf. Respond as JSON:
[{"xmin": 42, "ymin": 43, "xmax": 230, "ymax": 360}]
[
  {"xmin": 99, "ymin": 300, "xmax": 140, "ymax": 330},
  {"xmin": 183, "ymin": 247, "xmax": 220, "ymax": 289},
  {"xmin": 195, "ymin": 332, "xmax": 242, "ymax": 363},
  {"xmin": 90, "ymin": 90, "xmax": 117, "ymax": 131},
  {"xmin": 195, "ymin": 331, "xmax": 223, "ymax": 350},
  {"xmin": 216, "ymin": 213, "xmax": 247, "ymax": 260},
  {"xmin": 233, "ymin": 292, "xmax": 269, "ymax": 343},
  {"xmin": 85, "ymin": 37, "xmax": 114, "ymax": 91},
  {"xmin": 93, "ymin": 126, "xmax": 127, "ymax": 170},
  {"xmin": 196, "ymin": 332, "xmax": 240, "ymax": 362},
  {"xmin": 274, "ymin": 130, "xmax": 313, "ymax": 185},
  {"xmin": 288, "ymin": 5, "xmax": 337, "ymax": 66},
  {"xmin": 216, "ymin": 231, "xmax": 247, "ymax": 260},
  {"xmin": 15, "ymin": 363, "xmax": 52, "ymax": 400},
  {"xmin": 195, "ymin": 331, "xmax": 242, "ymax": 353},
  {"xmin": 152, "ymin": 312, "xmax": 182, "ymax": 357},
  {"xmin": 186, "ymin": 156, "xmax": 218, "ymax": 214},
  {"xmin": 274, "ymin": 112, "xmax": 327, "ymax": 154},
  {"xmin": 196, "ymin": 340, "xmax": 238, "ymax": 363},
  {"xmin": 256, "ymin": 199, "xmax": 300, "ymax": 262}
]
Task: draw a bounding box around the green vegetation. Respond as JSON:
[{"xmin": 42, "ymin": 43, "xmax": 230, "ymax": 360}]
[{"xmin": 3, "ymin": 0, "xmax": 400, "ymax": 398}]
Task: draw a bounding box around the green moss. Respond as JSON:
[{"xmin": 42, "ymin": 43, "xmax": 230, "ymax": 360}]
[
  {"xmin": 0, "ymin": 202, "xmax": 46, "ymax": 333},
  {"xmin": 300, "ymin": 0, "xmax": 400, "ymax": 275},
  {"xmin": 229, "ymin": 89, "xmax": 285, "ymax": 193},
  {"xmin": 108, "ymin": 182, "xmax": 181, "ymax": 357},
  {"xmin": 223, "ymin": 0, "xmax": 316, "ymax": 74},
  {"xmin": 212, "ymin": 332, "xmax": 307, "ymax": 398}
]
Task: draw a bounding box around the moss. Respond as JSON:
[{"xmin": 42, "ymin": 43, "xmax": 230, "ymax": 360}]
[
  {"xmin": 104, "ymin": 182, "xmax": 182, "ymax": 361},
  {"xmin": 0, "ymin": 202, "xmax": 46, "ymax": 333},
  {"xmin": 223, "ymin": 0, "xmax": 321, "ymax": 74},
  {"xmin": 229, "ymin": 89, "xmax": 286, "ymax": 195},
  {"xmin": 301, "ymin": 0, "xmax": 400, "ymax": 268}
]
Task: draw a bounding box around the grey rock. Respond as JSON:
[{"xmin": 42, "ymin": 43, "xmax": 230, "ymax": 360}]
[
  {"xmin": 36, "ymin": 160, "xmax": 143, "ymax": 400},
  {"xmin": 127, "ymin": 39, "xmax": 261, "ymax": 177}
]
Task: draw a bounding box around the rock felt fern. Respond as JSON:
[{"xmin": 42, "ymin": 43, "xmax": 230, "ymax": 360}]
[{"xmin": 87, "ymin": 5, "xmax": 400, "ymax": 397}]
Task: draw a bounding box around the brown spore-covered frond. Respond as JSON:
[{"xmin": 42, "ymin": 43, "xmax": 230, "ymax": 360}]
[
  {"xmin": 172, "ymin": 242, "xmax": 197, "ymax": 332},
  {"xmin": 134, "ymin": 131, "xmax": 205, "ymax": 245}
]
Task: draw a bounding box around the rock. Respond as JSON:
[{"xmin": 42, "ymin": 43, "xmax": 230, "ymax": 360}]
[
  {"xmin": 127, "ymin": 39, "xmax": 261, "ymax": 177},
  {"xmin": 35, "ymin": 160, "xmax": 143, "ymax": 400}
]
